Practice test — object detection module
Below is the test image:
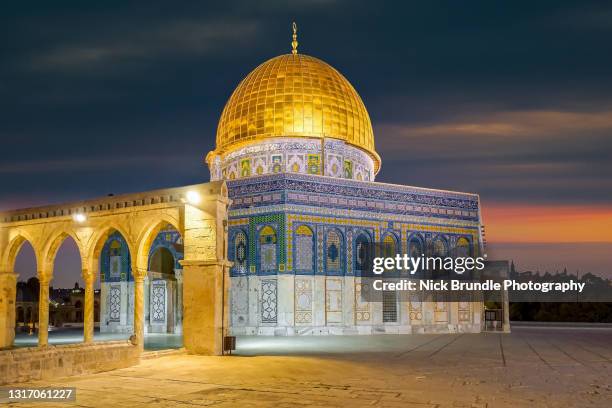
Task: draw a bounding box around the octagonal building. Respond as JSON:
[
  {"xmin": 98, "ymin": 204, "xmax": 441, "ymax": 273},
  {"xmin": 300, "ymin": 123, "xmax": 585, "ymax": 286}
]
[{"xmin": 208, "ymin": 35, "xmax": 487, "ymax": 335}]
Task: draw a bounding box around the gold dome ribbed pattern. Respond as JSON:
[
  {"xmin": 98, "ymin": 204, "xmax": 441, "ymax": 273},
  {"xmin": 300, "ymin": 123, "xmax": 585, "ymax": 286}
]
[{"xmin": 214, "ymin": 54, "xmax": 379, "ymax": 171}]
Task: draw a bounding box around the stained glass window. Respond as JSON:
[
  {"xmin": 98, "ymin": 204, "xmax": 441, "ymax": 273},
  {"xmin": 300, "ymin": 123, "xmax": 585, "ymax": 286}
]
[
  {"xmin": 408, "ymin": 236, "xmax": 423, "ymax": 275},
  {"xmin": 326, "ymin": 230, "xmax": 342, "ymax": 272},
  {"xmin": 295, "ymin": 225, "xmax": 314, "ymax": 271},
  {"xmin": 259, "ymin": 226, "xmax": 277, "ymax": 272},
  {"xmin": 234, "ymin": 231, "xmax": 248, "ymax": 273},
  {"xmin": 382, "ymin": 234, "xmax": 396, "ymax": 257},
  {"xmin": 455, "ymin": 237, "xmax": 470, "ymax": 257},
  {"xmin": 433, "ymin": 237, "xmax": 447, "ymax": 257},
  {"xmin": 355, "ymin": 233, "xmax": 369, "ymax": 272}
]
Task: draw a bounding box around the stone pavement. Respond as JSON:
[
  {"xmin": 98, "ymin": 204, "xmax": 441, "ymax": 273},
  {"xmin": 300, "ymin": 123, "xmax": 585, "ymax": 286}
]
[{"xmin": 4, "ymin": 325, "xmax": 612, "ymax": 407}]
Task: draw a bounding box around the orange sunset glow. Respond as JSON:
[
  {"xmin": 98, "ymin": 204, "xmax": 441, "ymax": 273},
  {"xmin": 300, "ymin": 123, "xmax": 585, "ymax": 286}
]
[{"xmin": 482, "ymin": 204, "xmax": 612, "ymax": 243}]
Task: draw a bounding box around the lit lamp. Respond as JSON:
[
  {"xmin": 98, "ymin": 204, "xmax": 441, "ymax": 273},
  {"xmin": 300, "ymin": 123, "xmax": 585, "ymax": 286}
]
[
  {"xmin": 185, "ymin": 190, "xmax": 201, "ymax": 205},
  {"xmin": 73, "ymin": 213, "xmax": 87, "ymax": 223}
]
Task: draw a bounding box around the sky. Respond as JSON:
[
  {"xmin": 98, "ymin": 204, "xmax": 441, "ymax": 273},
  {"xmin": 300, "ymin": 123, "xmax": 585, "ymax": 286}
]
[{"xmin": 3, "ymin": 0, "xmax": 612, "ymax": 286}]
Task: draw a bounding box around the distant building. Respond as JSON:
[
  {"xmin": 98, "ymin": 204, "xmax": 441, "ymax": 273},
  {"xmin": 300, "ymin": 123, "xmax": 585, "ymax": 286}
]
[
  {"xmin": 15, "ymin": 278, "xmax": 39, "ymax": 333},
  {"xmin": 16, "ymin": 279, "xmax": 100, "ymax": 331},
  {"xmin": 49, "ymin": 282, "xmax": 100, "ymax": 328}
]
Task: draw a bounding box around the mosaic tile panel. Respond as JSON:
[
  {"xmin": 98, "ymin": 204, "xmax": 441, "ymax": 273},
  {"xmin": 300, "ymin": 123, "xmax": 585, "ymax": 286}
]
[
  {"xmin": 261, "ymin": 279, "xmax": 277, "ymax": 324},
  {"xmin": 326, "ymin": 230, "xmax": 342, "ymax": 272},
  {"xmin": 294, "ymin": 278, "xmax": 313, "ymax": 324},
  {"xmin": 409, "ymin": 294, "xmax": 423, "ymax": 322},
  {"xmin": 459, "ymin": 301, "xmax": 471, "ymax": 323},
  {"xmin": 151, "ymin": 280, "xmax": 166, "ymax": 323},
  {"xmin": 109, "ymin": 285, "xmax": 121, "ymax": 322},
  {"xmin": 355, "ymin": 281, "xmax": 371, "ymax": 322},
  {"xmin": 326, "ymin": 278, "xmax": 343, "ymax": 324},
  {"xmin": 231, "ymin": 277, "xmax": 248, "ymax": 326},
  {"xmin": 295, "ymin": 226, "xmax": 314, "ymax": 272}
]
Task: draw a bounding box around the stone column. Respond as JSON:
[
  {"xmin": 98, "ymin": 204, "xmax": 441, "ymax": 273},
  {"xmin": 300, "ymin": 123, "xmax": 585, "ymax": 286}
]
[
  {"xmin": 502, "ymin": 287, "xmax": 511, "ymax": 333},
  {"xmin": 174, "ymin": 269, "xmax": 183, "ymax": 334},
  {"xmin": 181, "ymin": 182, "xmax": 231, "ymax": 355},
  {"xmin": 143, "ymin": 276, "xmax": 150, "ymax": 334},
  {"xmin": 132, "ymin": 269, "xmax": 146, "ymax": 350},
  {"xmin": 181, "ymin": 260, "xmax": 231, "ymax": 355},
  {"xmin": 83, "ymin": 270, "xmax": 95, "ymax": 343},
  {"xmin": 38, "ymin": 276, "xmax": 50, "ymax": 347},
  {"xmin": 0, "ymin": 271, "xmax": 18, "ymax": 349}
]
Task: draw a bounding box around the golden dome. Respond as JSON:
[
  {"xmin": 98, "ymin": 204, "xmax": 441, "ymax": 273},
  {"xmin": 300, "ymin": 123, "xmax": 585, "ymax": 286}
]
[{"xmin": 212, "ymin": 53, "xmax": 380, "ymax": 173}]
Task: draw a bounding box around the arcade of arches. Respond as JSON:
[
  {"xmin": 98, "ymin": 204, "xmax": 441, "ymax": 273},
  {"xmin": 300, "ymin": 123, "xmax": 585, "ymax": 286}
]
[{"xmin": 0, "ymin": 182, "xmax": 230, "ymax": 356}]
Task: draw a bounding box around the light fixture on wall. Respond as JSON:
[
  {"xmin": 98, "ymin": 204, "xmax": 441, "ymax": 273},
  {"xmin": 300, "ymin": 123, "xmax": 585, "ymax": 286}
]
[
  {"xmin": 73, "ymin": 213, "xmax": 87, "ymax": 223},
  {"xmin": 186, "ymin": 190, "xmax": 201, "ymax": 205}
]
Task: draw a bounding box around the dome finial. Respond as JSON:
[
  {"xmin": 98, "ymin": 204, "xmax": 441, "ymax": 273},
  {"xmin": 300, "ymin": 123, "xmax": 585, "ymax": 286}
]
[{"xmin": 291, "ymin": 22, "xmax": 298, "ymax": 54}]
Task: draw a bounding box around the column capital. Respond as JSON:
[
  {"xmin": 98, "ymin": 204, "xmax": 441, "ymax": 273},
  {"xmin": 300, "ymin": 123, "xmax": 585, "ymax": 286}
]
[
  {"xmin": 38, "ymin": 274, "xmax": 51, "ymax": 286},
  {"xmin": 81, "ymin": 269, "xmax": 96, "ymax": 284},
  {"xmin": 131, "ymin": 265, "xmax": 148, "ymax": 281},
  {"xmin": 133, "ymin": 271, "xmax": 147, "ymax": 282}
]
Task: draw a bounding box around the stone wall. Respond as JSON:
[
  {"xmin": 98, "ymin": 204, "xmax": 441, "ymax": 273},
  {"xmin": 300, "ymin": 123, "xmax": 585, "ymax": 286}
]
[{"xmin": 0, "ymin": 341, "xmax": 139, "ymax": 385}]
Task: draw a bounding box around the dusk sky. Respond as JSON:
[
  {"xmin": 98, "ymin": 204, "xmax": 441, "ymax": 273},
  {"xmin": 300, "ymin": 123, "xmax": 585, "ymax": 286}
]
[{"xmin": 3, "ymin": 1, "xmax": 612, "ymax": 286}]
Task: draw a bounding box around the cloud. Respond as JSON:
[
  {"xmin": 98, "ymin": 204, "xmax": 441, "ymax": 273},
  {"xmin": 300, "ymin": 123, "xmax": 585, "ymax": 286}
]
[
  {"xmin": 0, "ymin": 154, "xmax": 191, "ymax": 175},
  {"xmin": 375, "ymin": 109, "xmax": 612, "ymax": 204},
  {"xmin": 29, "ymin": 19, "xmax": 261, "ymax": 71}
]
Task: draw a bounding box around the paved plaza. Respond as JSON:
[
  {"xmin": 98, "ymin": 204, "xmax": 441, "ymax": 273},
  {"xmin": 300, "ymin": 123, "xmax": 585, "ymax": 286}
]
[{"xmin": 4, "ymin": 324, "xmax": 612, "ymax": 407}]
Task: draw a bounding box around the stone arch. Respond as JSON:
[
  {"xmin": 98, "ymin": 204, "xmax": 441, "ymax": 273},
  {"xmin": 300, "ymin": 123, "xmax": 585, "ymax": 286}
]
[
  {"xmin": 135, "ymin": 217, "xmax": 182, "ymax": 276},
  {"xmin": 294, "ymin": 224, "xmax": 314, "ymax": 273},
  {"xmin": 432, "ymin": 235, "xmax": 449, "ymax": 257},
  {"xmin": 325, "ymin": 228, "xmax": 344, "ymax": 274},
  {"xmin": 455, "ymin": 236, "xmax": 471, "ymax": 257},
  {"xmin": 381, "ymin": 232, "xmax": 399, "ymax": 257},
  {"xmin": 230, "ymin": 228, "xmax": 249, "ymax": 274},
  {"xmin": 258, "ymin": 225, "xmax": 278, "ymax": 274},
  {"xmin": 353, "ymin": 229, "xmax": 372, "ymax": 275},
  {"xmin": 141, "ymin": 220, "xmax": 184, "ymax": 337},
  {"xmin": 86, "ymin": 223, "xmax": 135, "ymax": 274},
  {"xmin": 2, "ymin": 232, "xmax": 39, "ymax": 273},
  {"xmin": 40, "ymin": 228, "xmax": 83, "ymax": 280},
  {"xmin": 407, "ymin": 233, "xmax": 425, "ymax": 275}
]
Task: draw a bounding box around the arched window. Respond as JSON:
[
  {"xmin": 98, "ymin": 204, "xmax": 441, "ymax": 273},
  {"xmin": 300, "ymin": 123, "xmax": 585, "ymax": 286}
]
[
  {"xmin": 326, "ymin": 229, "xmax": 342, "ymax": 273},
  {"xmin": 354, "ymin": 232, "xmax": 370, "ymax": 274},
  {"xmin": 408, "ymin": 235, "xmax": 424, "ymax": 276},
  {"xmin": 455, "ymin": 237, "xmax": 470, "ymax": 257},
  {"xmin": 432, "ymin": 237, "xmax": 448, "ymax": 278},
  {"xmin": 382, "ymin": 234, "xmax": 397, "ymax": 257},
  {"xmin": 295, "ymin": 225, "xmax": 314, "ymax": 272},
  {"xmin": 259, "ymin": 226, "xmax": 277, "ymax": 273},
  {"xmin": 433, "ymin": 237, "xmax": 447, "ymax": 257},
  {"xmin": 101, "ymin": 232, "xmax": 131, "ymax": 282},
  {"xmin": 234, "ymin": 231, "xmax": 248, "ymax": 273},
  {"xmin": 109, "ymin": 240, "xmax": 122, "ymax": 278},
  {"xmin": 408, "ymin": 236, "xmax": 423, "ymax": 257}
]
